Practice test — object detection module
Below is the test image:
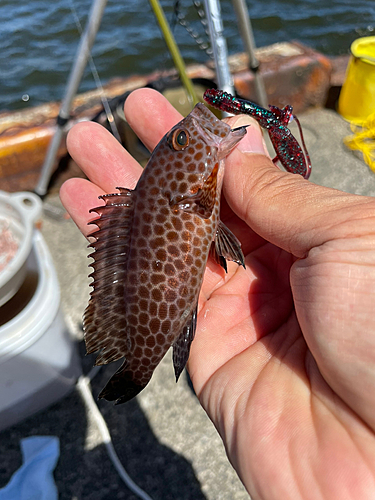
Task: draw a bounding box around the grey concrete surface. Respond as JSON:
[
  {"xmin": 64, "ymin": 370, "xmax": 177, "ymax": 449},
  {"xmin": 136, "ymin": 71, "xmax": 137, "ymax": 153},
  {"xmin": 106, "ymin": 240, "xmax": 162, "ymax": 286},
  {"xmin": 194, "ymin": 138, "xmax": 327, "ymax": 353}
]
[
  {"xmin": 296, "ymin": 109, "xmax": 375, "ymax": 196},
  {"xmin": 0, "ymin": 108, "xmax": 374, "ymax": 500}
]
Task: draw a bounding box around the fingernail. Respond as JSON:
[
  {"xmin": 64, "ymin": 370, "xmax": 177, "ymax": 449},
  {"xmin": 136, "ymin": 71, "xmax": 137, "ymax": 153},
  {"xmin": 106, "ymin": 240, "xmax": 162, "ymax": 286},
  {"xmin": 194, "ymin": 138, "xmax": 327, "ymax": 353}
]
[{"xmin": 233, "ymin": 116, "xmax": 268, "ymax": 155}]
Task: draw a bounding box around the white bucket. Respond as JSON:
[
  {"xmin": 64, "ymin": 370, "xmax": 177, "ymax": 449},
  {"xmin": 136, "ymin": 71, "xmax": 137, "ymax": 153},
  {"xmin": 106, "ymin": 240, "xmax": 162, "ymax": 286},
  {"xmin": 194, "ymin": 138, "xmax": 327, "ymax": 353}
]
[
  {"xmin": 0, "ymin": 230, "xmax": 81, "ymax": 430},
  {"xmin": 0, "ymin": 191, "xmax": 42, "ymax": 306}
]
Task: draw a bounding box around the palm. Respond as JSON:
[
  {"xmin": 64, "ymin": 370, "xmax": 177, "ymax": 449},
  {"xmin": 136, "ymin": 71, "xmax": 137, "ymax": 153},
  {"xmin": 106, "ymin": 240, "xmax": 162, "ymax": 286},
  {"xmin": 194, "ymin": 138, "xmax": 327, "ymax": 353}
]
[
  {"xmin": 61, "ymin": 88, "xmax": 375, "ymax": 499},
  {"xmin": 194, "ymin": 224, "xmax": 296, "ymax": 384},
  {"xmin": 191, "ymin": 219, "xmax": 375, "ymax": 498}
]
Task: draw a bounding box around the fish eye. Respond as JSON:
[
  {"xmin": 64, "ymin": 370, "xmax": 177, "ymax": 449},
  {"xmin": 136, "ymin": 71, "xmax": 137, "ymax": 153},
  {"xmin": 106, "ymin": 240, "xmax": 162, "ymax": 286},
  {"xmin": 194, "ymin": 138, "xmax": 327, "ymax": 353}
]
[
  {"xmin": 176, "ymin": 130, "xmax": 187, "ymax": 146},
  {"xmin": 168, "ymin": 128, "xmax": 190, "ymax": 151}
]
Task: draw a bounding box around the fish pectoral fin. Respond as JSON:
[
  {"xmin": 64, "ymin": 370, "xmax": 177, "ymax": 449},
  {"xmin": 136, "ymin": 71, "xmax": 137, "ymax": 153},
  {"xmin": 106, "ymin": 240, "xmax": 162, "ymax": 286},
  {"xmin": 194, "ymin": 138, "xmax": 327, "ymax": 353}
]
[
  {"xmin": 173, "ymin": 306, "xmax": 198, "ymax": 382},
  {"xmin": 211, "ymin": 220, "xmax": 245, "ymax": 272},
  {"xmin": 98, "ymin": 360, "xmax": 151, "ymax": 405},
  {"xmin": 169, "ymin": 162, "xmax": 219, "ymax": 220}
]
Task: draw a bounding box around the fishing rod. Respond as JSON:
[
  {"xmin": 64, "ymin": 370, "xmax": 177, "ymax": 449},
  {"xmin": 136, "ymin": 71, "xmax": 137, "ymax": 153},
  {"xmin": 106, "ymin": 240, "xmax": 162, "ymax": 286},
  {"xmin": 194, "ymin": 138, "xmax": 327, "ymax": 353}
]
[
  {"xmin": 203, "ymin": 0, "xmax": 234, "ymax": 95},
  {"xmin": 202, "ymin": 0, "xmax": 267, "ymax": 107}
]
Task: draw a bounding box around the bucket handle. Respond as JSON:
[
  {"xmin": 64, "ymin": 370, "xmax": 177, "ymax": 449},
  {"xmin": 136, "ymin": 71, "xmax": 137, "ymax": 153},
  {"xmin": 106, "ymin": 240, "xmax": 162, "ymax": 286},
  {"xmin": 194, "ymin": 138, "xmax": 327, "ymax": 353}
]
[{"xmin": 9, "ymin": 192, "xmax": 42, "ymax": 224}]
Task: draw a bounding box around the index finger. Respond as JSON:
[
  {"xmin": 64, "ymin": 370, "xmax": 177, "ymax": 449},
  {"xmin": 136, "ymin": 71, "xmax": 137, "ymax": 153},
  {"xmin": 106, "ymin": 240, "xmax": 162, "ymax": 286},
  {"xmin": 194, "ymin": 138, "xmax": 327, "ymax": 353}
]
[{"xmin": 124, "ymin": 88, "xmax": 183, "ymax": 150}]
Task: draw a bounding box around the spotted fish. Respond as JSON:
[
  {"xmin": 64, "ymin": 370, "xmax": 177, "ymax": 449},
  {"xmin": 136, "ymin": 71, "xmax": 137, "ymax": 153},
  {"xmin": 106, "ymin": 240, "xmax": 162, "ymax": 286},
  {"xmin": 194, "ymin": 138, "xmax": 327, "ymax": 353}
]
[{"xmin": 84, "ymin": 102, "xmax": 247, "ymax": 404}]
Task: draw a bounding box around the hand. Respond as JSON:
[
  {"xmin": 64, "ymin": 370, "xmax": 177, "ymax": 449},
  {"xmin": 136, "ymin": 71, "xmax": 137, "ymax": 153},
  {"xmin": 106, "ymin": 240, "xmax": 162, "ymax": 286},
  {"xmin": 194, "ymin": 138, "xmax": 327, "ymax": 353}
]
[{"xmin": 60, "ymin": 88, "xmax": 375, "ymax": 499}]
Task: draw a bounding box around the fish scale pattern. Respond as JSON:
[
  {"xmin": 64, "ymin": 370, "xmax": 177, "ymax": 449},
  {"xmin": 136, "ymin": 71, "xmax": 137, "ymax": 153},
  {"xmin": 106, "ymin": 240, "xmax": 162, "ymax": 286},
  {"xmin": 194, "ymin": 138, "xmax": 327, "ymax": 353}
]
[{"xmin": 84, "ymin": 103, "xmax": 245, "ymax": 403}]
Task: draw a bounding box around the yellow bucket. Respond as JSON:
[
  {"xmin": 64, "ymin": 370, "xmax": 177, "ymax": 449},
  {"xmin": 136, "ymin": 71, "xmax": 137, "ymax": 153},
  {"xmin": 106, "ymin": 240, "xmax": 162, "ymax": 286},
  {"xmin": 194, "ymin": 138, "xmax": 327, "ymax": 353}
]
[{"xmin": 338, "ymin": 36, "xmax": 375, "ymax": 124}]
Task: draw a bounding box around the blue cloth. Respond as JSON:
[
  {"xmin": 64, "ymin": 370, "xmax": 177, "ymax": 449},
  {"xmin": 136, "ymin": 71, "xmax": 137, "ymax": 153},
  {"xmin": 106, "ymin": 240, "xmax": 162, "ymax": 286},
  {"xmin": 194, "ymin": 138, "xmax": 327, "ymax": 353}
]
[{"xmin": 0, "ymin": 436, "xmax": 59, "ymax": 500}]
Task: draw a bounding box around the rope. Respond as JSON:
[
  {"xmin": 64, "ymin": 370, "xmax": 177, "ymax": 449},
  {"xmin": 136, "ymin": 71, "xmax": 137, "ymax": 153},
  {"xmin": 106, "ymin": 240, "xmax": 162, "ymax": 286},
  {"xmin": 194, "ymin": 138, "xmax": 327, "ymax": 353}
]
[{"xmin": 344, "ymin": 112, "xmax": 375, "ymax": 173}]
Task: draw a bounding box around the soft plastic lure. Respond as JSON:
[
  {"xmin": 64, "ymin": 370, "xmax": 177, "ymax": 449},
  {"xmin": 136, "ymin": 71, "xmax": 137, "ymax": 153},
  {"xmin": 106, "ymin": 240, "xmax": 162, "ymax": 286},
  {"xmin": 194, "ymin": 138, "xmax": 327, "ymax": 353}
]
[{"xmin": 204, "ymin": 89, "xmax": 312, "ymax": 179}]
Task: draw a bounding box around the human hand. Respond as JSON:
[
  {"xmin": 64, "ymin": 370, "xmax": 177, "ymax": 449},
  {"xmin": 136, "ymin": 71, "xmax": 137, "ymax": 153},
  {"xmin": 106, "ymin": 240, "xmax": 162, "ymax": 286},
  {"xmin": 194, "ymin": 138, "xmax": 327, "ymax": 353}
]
[{"xmin": 60, "ymin": 88, "xmax": 375, "ymax": 499}]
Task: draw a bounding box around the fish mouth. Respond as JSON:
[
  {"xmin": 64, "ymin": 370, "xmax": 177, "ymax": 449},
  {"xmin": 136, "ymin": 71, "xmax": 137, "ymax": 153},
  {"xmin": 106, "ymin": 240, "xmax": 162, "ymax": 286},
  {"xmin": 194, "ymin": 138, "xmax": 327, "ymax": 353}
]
[
  {"xmin": 191, "ymin": 103, "xmax": 247, "ymax": 159},
  {"xmin": 217, "ymin": 125, "xmax": 247, "ymax": 160}
]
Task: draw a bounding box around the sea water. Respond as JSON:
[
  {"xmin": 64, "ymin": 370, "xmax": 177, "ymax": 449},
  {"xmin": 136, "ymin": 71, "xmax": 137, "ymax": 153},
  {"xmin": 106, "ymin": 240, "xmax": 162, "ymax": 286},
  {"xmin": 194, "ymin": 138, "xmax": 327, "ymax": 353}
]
[{"xmin": 0, "ymin": 0, "xmax": 374, "ymax": 111}]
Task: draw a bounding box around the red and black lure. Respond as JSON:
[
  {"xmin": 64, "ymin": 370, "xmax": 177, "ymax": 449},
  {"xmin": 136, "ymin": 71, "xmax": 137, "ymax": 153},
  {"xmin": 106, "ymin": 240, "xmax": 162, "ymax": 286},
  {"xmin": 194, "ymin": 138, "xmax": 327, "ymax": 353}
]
[{"xmin": 203, "ymin": 89, "xmax": 312, "ymax": 179}]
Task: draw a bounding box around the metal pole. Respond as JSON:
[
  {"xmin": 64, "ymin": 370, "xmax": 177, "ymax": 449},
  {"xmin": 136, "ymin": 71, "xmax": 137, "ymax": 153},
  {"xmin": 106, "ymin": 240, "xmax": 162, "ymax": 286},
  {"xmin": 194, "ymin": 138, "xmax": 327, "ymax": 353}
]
[
  {"xmin": 231, "ymin": 0, "xmax": 268, "ymax": 107},
  {"xmin": 203, "ymin": 0, "xmax": 234, "ymax": 95},
  {"xmin": 35, "ymin": 0, "xmax": 108, "ymax": 197}
]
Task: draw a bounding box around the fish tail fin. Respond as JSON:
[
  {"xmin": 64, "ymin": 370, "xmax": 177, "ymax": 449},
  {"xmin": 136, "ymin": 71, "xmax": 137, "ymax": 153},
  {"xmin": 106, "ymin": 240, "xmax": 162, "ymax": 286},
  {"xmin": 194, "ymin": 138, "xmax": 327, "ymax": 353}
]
[{"xmin": 98, "ymin": 361, "xmax": 152, "ymax": 405}]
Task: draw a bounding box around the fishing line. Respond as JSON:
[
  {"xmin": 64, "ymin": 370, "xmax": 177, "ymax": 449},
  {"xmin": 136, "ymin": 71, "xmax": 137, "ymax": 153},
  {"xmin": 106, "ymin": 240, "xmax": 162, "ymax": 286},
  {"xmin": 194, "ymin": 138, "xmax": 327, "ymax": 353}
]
[
  {"xmin": 76, "ymin": 372, "xmax": 154, "ymax": 500},
  {"xmin": 68, "ymin": 0, "xmax": 121, "ymax": 142}
]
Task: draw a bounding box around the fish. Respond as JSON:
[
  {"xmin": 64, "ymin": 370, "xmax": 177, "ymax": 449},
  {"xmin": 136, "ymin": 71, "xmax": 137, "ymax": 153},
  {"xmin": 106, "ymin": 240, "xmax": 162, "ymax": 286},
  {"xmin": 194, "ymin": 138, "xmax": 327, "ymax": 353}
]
[{"xmin": 84, "ymin": 102, "xmax": 247, "ymax": 404}]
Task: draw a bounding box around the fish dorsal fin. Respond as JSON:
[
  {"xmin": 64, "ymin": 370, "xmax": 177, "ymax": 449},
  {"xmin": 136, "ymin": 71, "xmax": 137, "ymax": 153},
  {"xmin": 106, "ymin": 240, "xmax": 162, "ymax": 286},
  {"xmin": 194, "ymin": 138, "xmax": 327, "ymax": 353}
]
[
  {"xmin": 83, "ymin": 187, "xmax": 134, "ymax": 365},
  {"xmin": 211, "ymin": 220, "xmax": 245, "ymax": 272},
  {"xmin": 172, "ymin": 305, "xmax": 198, "ymax": 381}
]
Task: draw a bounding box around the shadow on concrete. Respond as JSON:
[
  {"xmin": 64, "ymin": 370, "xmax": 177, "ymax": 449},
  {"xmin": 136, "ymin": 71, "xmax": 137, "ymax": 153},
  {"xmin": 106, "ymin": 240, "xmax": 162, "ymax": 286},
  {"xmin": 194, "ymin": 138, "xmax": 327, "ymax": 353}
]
[{"xmin": 0, "ymin": 347, "xmax": 207, "ymax": 500}]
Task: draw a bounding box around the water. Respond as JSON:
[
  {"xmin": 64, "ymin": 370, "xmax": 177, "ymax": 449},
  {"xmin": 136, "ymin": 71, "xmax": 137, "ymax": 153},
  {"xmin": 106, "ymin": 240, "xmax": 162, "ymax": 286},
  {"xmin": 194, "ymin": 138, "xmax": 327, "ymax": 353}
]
[{"xmin": 0, "ymin": 0, "xmax": 374, "ymax": 111}]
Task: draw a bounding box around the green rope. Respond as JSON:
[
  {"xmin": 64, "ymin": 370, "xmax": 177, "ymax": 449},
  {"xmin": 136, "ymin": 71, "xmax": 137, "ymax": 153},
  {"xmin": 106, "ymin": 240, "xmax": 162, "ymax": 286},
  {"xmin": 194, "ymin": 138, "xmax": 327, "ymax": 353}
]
[{"xmin": 149, "ymin": 0, "xmax": 199, "ymax": 106}]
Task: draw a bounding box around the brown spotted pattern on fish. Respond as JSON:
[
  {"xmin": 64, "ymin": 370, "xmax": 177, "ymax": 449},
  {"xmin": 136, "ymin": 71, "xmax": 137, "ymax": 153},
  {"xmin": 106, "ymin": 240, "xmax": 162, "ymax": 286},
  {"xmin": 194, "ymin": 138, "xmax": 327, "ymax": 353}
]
[{"xmin": 84, "ymin": 103, "xmax": 247, "ymax": 404}]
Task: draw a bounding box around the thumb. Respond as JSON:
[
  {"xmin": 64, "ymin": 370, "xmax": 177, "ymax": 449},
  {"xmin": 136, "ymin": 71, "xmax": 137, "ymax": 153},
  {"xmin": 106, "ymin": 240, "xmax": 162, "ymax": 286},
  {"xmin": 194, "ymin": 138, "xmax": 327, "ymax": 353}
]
[{"xmin": 224, "ymin": 116, "xmax": 375, "ymax": 258}]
